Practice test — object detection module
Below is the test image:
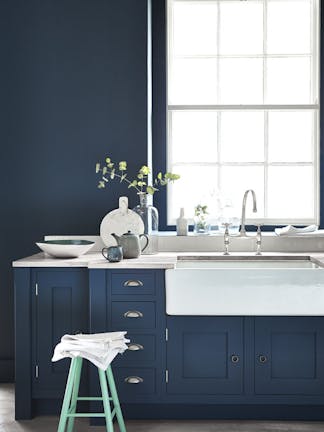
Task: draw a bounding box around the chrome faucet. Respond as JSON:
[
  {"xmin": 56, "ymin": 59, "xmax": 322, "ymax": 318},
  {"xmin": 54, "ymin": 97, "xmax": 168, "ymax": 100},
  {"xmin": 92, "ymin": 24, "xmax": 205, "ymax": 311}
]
[{"xmin": 240, "ymin": 189, "xmax": 257, "ymax": 236}]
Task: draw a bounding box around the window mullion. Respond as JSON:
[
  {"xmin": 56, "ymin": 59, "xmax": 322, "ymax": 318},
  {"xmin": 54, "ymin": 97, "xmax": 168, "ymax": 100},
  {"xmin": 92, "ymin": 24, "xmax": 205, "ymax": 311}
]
[
  {"xmin": 264, "ymin": 110, "xmax": 269, "ymax": 219},
  {"xmin": 263, "ymin": 0, "xmax": 268, "ymax": 219},
  {"xmin": 168, "ymin": 104, "xmax": 319, "ymax": 111}
]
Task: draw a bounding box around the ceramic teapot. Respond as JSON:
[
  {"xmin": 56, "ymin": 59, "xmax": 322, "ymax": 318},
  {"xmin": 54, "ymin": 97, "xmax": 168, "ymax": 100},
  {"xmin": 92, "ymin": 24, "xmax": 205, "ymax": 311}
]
[{"xmin": 111, "ymin": 231, "xmax": 149, "ymax": 259}]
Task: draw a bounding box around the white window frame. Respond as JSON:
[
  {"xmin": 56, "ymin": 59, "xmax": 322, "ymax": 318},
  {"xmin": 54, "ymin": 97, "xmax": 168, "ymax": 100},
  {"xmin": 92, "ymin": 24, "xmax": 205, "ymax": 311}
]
[{"xmin": 166, "ymin": 0, "xmax": 320, "ymax": 226}]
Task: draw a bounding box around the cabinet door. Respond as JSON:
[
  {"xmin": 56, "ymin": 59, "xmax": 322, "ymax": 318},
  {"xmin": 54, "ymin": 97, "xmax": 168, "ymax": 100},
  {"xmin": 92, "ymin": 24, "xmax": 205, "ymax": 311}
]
[
  {"xmin": 32, "ymin": 269, "xmax": 88, "ymax": 398},
  {"xmin": 167, "ymin": 316, "xmax": 243, "ymax": 395},
  {"xmin": 255, "ymin": 317, "xmax": 324, "ymax": 395}
]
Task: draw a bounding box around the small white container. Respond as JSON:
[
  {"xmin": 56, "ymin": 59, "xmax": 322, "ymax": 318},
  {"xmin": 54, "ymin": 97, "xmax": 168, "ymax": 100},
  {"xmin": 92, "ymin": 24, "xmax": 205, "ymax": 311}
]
[{"xmin": 176, "ymin": 208, "xmax": 188, "ymax": 236}]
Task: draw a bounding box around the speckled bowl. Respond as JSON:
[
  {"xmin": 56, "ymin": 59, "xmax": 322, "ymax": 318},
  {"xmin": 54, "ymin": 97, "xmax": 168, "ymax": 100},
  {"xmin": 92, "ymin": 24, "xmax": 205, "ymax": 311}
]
[{"xmin": 36, "ymin": 240, "xmax": 95, "ymax": 258}]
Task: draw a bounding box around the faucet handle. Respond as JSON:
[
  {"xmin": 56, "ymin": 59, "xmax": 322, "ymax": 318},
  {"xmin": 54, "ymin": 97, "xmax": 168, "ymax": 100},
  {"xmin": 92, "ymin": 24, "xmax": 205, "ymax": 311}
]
[
  {"xmin": 223, "ymin": 222, "xmax": 231, "ymax": 235},
  {"xmin": 223, "ymin": 223, "xmax": 231, "ymax": 255}
]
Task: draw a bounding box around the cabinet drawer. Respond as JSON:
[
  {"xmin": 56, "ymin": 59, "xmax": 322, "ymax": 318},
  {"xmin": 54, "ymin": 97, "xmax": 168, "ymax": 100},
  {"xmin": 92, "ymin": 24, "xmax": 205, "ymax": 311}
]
[
  {"xmin": 111, "ymin": 272, "xmax": 155, "ymax": 295},
  {"xmin": 113, "ymin": 334, "xmax": 156, "ymax": 365},
  {"xmin": 113, "ymin": 367, "xmax": 156, "ymax": 396},
  {"xmin": 111, "ymin": 301, "xmax": 156, "ymax": 329}
]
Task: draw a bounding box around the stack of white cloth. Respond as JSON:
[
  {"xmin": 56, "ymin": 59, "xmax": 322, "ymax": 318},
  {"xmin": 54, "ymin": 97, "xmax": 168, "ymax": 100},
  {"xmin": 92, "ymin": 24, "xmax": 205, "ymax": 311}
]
[
  {"xmin": 275, "ymin": 224, "xmax": 319, "ymax": 236},
  {"xmin": 52, "ymin": 332, "xmax": 130, "ymax": 370}
]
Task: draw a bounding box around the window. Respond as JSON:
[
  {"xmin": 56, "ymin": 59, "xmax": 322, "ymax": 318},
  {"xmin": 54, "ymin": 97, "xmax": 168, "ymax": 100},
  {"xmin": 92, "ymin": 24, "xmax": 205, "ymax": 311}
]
[{"xmin": 167, "ymin": 0, "xmax": 319, "ymax": 226}]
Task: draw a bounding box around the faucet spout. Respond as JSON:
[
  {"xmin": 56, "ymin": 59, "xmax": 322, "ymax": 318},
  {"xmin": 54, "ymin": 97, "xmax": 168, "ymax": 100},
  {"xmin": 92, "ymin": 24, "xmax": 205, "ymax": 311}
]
[{"xmin": 240, "ymin": 189, "xmax": 257, "ymax": 236}]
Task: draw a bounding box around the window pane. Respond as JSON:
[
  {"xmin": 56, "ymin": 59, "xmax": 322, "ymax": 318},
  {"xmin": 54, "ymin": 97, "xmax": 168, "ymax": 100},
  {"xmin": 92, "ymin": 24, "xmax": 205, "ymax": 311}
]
[
  {"xmin": 168, "ymin": 165, "xmax": 218, "ymax": 221},
  {"xmin": 220, "ymin": 166, "xmax": 265, "ymax": 218},
  {"xmin": 268, "ymin": 166, "xmax": 314, "ymax": 218},
  {"xmin": 219, "ymin": 1, "xmax": 263, "ymax": 55},
  {"xmin": 170, "ymin": 111, "xmax": 218, "ymax": 163},
  {"xmin": 219, "ymin": 58, "xmax": 263, "ymax": 104},
  {"xmin": 267, "ymin": 0, "xmax": 311, "ymax": 55},
  {"xmin": 220, "ymin": 112, "xmax": 264, "ymax": 162},
  {"xmin": 169, "ymin": 58, "xmax": 217, "ymax": 104},
  {"xmin": 266, "ymin": 57, "xmax": 311, "ymax": 104},
  {"xmin": 172, "ymin": 2, "xmax": 218, "ymax": 56},
  {"xmin": 268, "ymin": 111, "xmax": 313, "ymax": 162}
]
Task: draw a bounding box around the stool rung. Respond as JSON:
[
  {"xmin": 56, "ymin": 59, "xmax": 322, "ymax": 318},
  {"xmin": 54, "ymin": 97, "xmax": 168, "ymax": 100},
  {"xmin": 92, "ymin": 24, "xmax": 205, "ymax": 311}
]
[
  {"xmin": 67, "ymin": 411, "xmax": 116, "ymax": 419},
  {"xmin": 67, "ymin": 413, "xmax": 107, "ymax": 418},
  {"xmin": 76, "ymin": 396, "xmax": 113, "ymax": 401}
]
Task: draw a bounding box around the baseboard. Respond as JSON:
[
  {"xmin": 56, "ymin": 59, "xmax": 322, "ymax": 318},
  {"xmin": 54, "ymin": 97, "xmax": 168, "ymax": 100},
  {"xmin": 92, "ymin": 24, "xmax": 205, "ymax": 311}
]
[
  {"xmin": 0, "ymin": 358, "xmax": 14, "ymax": 382},
  {"xmin": 31, "ymin": 401, "xmax": 324, "ymax": 421}
]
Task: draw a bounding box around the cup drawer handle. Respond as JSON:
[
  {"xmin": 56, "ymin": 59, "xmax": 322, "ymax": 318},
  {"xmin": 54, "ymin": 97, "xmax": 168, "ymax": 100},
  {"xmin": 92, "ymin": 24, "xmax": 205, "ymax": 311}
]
[
  {"xmin": 123, "ymin": 280, "xmax": 143, "ymax": 287},
  {"xmin": 124, "ymin": 376, "xmax": 144, "ymax": 384},
  {"xmin": 123, "ymin": 310, "xmax": 144, "ymax": 318},
  {"xmin": 128, "ymin": 343, "xmax": 144, "ymax": 351}
]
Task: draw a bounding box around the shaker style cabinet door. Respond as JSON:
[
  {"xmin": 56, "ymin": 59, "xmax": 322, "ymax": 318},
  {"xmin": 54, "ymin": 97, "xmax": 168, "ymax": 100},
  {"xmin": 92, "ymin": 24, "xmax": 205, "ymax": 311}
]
[
  {"xmin": 255, "ymin": 317, "xmax": 324, "ymax": 395},
  {"xmin": 32, "ymin": 269, "xmax": 89, "ymax": 398},
  {"xmin": 167, "ymin": 316, "xmax": 244, "ymax": 395}
]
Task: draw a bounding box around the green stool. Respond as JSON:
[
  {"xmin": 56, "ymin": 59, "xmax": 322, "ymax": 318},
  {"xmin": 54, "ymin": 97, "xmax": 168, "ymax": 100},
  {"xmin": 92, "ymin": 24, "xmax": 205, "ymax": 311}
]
[{"xmin": 57, "ymin": 357, "xmax": 126, "ymax": 432}]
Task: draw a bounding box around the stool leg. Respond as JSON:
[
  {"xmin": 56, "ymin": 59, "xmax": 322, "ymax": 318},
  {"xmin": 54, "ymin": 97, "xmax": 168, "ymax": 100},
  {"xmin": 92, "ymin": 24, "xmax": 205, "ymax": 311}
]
[
  {"xmin": 67, "ymin": 357, "xmax": 83, "ymax": 432},
  {"xmin": 57, "ymin": 358, "xmax": 78, "ymax": 432},
  {"xmin": 106, "ymin": 366, "xmax": 126, "ymax": 432},
  {"xmin": 98, "ymin": 368, "xmax": 114, "ymax": 432}
]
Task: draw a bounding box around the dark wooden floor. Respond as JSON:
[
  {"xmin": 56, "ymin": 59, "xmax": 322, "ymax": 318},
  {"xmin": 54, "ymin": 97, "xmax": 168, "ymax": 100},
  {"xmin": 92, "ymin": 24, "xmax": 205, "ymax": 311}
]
[{"xmin": 2, "ymin": 384, "xmax": 324, "ymax": 431}]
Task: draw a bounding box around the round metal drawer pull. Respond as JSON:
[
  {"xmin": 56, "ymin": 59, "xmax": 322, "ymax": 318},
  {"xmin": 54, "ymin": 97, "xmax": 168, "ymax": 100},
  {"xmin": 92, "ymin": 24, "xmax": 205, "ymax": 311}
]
[
  {"xmin": 123, "ymin": 310, "xmax": 143, "ymax": 318},
  {"xmin": 231, "ymin": 354, "xmax": 240, "ymax": 364},
  {"xmin": 259, "ymin": 355, "xmax": 268, "ymax": 363},
  {"xmin": 123, "ymin": 280, "xmax": 143, "ymax": 287},
  {"xmin": 128, "ymin": 343, "xmax": 144, "ymax": 351},
  {"xmin": 124, "ymin": 376, "xmax": 144, "ymax": 384}
]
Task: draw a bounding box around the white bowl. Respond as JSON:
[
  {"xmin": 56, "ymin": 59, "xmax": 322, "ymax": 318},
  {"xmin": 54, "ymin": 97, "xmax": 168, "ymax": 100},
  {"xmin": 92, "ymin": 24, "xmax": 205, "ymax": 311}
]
[{"xmin": 36, "ymin": 240, "xmax": 95, "ymax": 258}]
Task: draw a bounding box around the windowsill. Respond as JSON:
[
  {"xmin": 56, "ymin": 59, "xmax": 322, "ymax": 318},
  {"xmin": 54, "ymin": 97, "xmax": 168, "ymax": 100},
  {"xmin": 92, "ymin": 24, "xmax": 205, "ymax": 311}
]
[
  {"xmin": 156, "ymin": 231, "xmax": 324, "ymax": 253},
  {"xmin": 42, "ymin": 232, "xmax": 324, "ymax": 254}
]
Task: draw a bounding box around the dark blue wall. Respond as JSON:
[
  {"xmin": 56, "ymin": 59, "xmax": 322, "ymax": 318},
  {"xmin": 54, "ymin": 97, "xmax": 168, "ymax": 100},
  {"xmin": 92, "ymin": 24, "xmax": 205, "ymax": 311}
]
[{"xmin": 0, "ymin": 0, "xmax": 149, "ymax": 381}]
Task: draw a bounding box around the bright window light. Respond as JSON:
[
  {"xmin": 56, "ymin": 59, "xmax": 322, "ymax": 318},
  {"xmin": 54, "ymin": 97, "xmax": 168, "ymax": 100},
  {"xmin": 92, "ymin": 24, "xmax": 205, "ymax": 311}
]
[{"xmin": 167, "ymin": 0, "xmax": 319, "ymax": 226}]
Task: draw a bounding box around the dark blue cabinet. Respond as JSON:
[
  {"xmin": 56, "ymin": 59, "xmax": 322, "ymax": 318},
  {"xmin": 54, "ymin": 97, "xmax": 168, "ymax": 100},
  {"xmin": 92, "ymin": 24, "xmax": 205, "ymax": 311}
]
[
  {"xmin": 167, "ymin": 316, "xmax": 244, "ymax": 395},
  {"xmin": 15, "ymin": 268, "xmax": 89, "ymax": 419},
  {"xmin": 32, "ymin": 269, "xmax": 89, "ymax": 398},
  {"xmin": 14, "ymin": 266, "xmax": 324, "ymax": 421},
  {"xmin": 89, "ymin": 269, "xmax": 166, "ymax": 404},
  {"xmin": 255, "ymin": 317, "xmax": 324, "ymax": 395}
]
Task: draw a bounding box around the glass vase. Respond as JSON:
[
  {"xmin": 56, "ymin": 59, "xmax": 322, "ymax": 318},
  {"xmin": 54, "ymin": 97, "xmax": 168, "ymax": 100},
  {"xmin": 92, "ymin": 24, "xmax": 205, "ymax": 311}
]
[
  {"xmin": 133, "ymin": 193, "xmax": 159, "ymax": 234},
  {"xmin": 193, "ymin": 215, "xmax": 211, "ymax": 235}
]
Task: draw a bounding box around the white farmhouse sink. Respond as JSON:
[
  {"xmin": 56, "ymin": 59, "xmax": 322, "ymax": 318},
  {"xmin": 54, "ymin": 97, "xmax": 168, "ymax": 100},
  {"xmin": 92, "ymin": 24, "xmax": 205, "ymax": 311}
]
[{"xmin": 166, "ymin": 255, "xmax": 324, "ymax": 316}]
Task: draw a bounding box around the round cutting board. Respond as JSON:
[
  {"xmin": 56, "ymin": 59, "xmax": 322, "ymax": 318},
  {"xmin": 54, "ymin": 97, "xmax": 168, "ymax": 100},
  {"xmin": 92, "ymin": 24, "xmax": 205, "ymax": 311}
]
[{"xmin": 100, "ymin": 196, "xmax": 144, "ymax": 247}]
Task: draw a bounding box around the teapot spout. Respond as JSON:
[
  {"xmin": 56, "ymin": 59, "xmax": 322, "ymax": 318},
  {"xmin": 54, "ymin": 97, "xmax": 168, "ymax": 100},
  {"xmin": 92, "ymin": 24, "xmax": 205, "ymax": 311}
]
[{"xmin": 111, "ymin": 233, "xmax": 121, "ymax": 245}]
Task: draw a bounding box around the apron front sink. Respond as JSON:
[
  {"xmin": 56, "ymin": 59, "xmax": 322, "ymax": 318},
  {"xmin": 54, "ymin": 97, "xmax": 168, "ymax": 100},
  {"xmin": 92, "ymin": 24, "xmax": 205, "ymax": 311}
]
[{"xmin": 166, "ymin": 256, "xmax": 324, "ymax": 316}]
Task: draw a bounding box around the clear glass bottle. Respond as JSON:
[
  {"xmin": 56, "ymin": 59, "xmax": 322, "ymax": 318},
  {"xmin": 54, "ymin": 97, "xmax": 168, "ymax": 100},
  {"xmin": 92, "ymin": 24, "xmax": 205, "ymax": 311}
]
[
  {"xmin": 133, "ymin": 193, "xmax": 159, "ymax": 234},
  {"xmin": 193, "ymin": 204, "xmax": 210, "ymax": 235}
]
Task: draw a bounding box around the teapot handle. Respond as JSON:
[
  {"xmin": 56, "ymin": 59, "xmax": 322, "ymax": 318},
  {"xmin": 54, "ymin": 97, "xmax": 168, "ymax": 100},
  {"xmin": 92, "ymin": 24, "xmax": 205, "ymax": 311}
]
[
  {"xmin": 140, "ymin": 234, "xmax": 149, "ymax": 252},
  {"xmin": 102, "ymin": 247, "xmax": 109, "ymax": 259}
]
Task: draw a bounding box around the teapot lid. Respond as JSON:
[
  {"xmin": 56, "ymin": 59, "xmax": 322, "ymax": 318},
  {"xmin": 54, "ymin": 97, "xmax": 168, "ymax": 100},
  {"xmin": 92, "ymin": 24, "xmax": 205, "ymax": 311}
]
[{"xmin": 123, "ymin": 230, "xmax": 135, "ymax": 236}]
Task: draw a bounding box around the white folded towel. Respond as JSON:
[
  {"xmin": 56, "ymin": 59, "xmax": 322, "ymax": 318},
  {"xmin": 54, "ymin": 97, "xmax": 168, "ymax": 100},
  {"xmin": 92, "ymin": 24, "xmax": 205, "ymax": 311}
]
[
  {"xmin": 275, "ymin": 225, "xmax": 318, "ymax": 236},
  {"xmin": 52, "ymin": 332, "xmax": 130, "ymax": 370}
]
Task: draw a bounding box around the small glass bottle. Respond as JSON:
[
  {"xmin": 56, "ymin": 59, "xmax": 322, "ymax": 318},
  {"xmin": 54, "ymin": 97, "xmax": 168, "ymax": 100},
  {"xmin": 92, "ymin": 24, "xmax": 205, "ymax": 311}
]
[{"xmin": 176, "ymin": 208, "xmax": 188, "ymax": 236}]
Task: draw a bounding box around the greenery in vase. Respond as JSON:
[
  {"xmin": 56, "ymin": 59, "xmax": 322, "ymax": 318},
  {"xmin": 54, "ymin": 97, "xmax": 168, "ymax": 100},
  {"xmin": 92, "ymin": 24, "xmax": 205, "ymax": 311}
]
[
  {"xmin": 194, "ymin": 204, "xmax": 209, "ymax": 231},
  {"xmin": 96, "ymin": 157, "xmax": 180, "ymax": 195}
]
